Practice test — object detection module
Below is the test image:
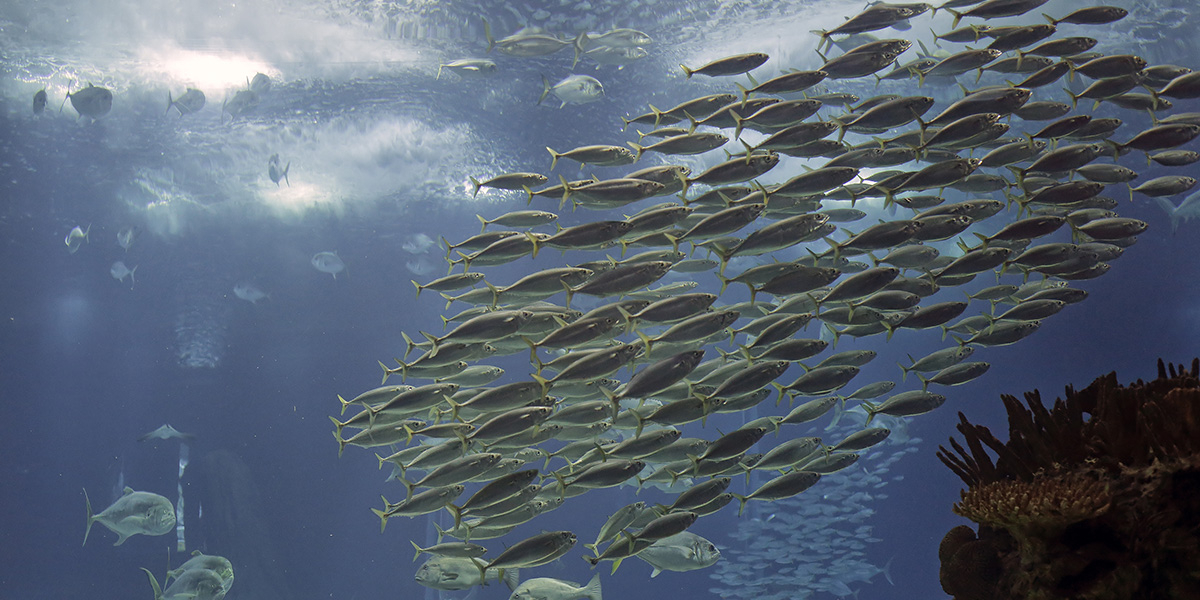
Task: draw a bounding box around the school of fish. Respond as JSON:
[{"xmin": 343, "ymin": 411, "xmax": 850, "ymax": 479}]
[{"xmin": 321, "ymin": 2, "xmax": 1200, "ymax": 597}]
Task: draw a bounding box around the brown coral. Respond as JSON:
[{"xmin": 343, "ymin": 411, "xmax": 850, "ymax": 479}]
[
  {"xmin": 936, "ymin": 359, "xmax": 1200, "ymax": 600},
  {"xmin": 955, "ymin": 473, "xmax": 1111, "ymax": 533}
]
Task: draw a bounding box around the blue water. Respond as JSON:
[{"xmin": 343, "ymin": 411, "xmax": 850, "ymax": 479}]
[{"xmin": 3, "ymin": 0, "xmax": 1200, "ymax": 598}]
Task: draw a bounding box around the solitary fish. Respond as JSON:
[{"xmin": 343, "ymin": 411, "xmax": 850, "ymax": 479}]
[
  {"xmin": 248, "ymin": 73, "xmax": 271, "ymax": 95},
  {"xmin": 233, "ymin": 283, "xmax": 269, "ymax": 304},
  {"xmin": 33, "ymin": 89, "xmax": 47, "ymax": 114},
  {"xmin": 509, "ymin": 575, "xmax": 602, "ymax": 600},
  {"xmin": 312, "ymin": 251, "xmax": 345, "ymax": 279},
  {"xmin": 437, "ymin": 59, "xmax": 497, "ymax": 80},
  {"xmin": 62, "ymin": 83, "xmax": 113, "ymax": 119},
  {"xmin": 116, "ymin": 226, "xmax": 137, "ymax": 251},
  {"xmin": 268, "ymin": 154, "xmax": 290, "ymax": 187},
  {"xmin": 167, "ymin": 88, "xmax": 206, "ymax": 115},
  {"xmin": 83, "ymin": 487, "xmax": 175, "ymax": 546},
  {"xmin": 539, "ymin": 74, "xmax": 604, "ymax": 107},
  {"xmin": 110, "ymin": 261, "xmax": 137, "ymax": 289},
  {"xmin": 65, "ymin": 224, "xmax": 90, "ymax": 254},
  {"xmin": 138, "ymin": 424, "xmax": 196, "ymax": 442}
]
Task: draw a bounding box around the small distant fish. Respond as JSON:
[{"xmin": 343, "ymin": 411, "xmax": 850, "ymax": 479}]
[
  {"xmin": 117, "ymin": 226, "xmax": 137, "ymax": 251},
  {"xmin": 166, "ymin": 88, "xmax": 206, "ymax": 115},
  {"xmin": 138, "ymin": 424, "xmax": 196, "ymax": 442},
  {"xmin": 437, "ymin": 59, "xmax": 497, "ymax": 80},
  {"xmin": 268, "ymin": 154, "xmax": 290, "ymax": 187},
  {"xmin": 312, "ymin": 251, "xmax": 345, "ymax": 279},
  {"xmin": 233, "ymin": 282, "xmax": 269, "ymax": 304},
  {"xmin": 248, "ymin": 72, "xmax": 271, "ymax": 95},
  {"xmin": 65, "ymin": 224, "xmax": 90, "ymax": 253},
  {"xmin": 110, "ymin": 261, "xmax": 137, "ymax": 289},
  {"xmin": 539, "ymin": 74, "xmax": 604, "ymax": 107},
  {"xmin": 402, "ymin": 233, "xmax": 436, "ymax": 254},
  {"xmin": 33, "ymin": 89, "xmax": 47, "ymax": 114},
  {"xmin": 83, "ymin": 487, "xmax": 175, "ymax": 546},
  {"xmin": 406, "ymin": 257, "xmax": 438, "ymax": 276}
]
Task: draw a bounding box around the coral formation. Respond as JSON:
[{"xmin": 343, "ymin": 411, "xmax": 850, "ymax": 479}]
[{"xmin": 937, "ymin": 359, "xmax": 1200, "ymax": 600}]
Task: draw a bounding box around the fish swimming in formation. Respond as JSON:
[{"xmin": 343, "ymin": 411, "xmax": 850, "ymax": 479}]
[
  {"xmin": 312, "ymin": 251, "xmax": 345, "ymax": 279},
  {"xmin": 83, "ymin": 487, "xmax": 175, "ymax": 546},
  {"xmin": 327, "ymin": 1, "xmax": 1199, "ymax": 595}
]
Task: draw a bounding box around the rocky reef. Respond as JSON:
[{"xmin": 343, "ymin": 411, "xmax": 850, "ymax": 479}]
[{"xmin": 936, "ymin": 358, "xmax": 1200, "ymax": 600}]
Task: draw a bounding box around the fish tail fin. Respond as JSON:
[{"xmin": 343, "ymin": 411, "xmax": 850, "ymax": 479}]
[
  {"xmin": 372, "ymin": 507, "xmax": 390, "ymax": 532},
  {"xmin": 734, "ymin": 493, "xmax": 749, "ymax": 517},
  {"xmin": 410, "ymin": 539, "xmax": 425, "ymax": 562},
  {"xmin": 446, "ymin": 504, "xmax": 464, "ymax": 529},
  {"xmin": 503, "ymin": 566, "xmax": 521, "ymax": 591},
  {"xmin": 128, "ymin": 265, "xmax": 136, "ymax": 290},
  {"xmin": 328, "ymin": 415, "xmax": 346, "ymax": 438},
  {"xmin": 378, "ymin": 360, "xmax": 392, "ymax": 385},
  {"xmin": 482, "ymin": 17, "xmax": 495, "ymax": 53},
  {"xmin": 283, "ymin": 162, "xmax": 290, "ymax": 186},
  {"xmin": 476, "ymin": 213, "xmax": 489, "ymax": 233},
  {"xmin": 735, "ymin": 82, "xmax": 750, "ymax": 104},
  {"xmin": 1063, "ymin": 86, "xmax": 1080, "ymax": 110},
  {"xmin": 547, "ymin": 147, "xmax": 560, "ymax": 170},
  {"xmin": 634, "ymin": 330, "xmax": 654, "ymax": 354},
  {"xmin": 531, "ymin": 373, "xmax": 552, "ymax": 397},
  {"xmin": 610, "ymin": 557, "xmax": 625, "ymax": 575},
  {"xmin": 333, "ymin": 430, "xmax": 347, "ymax": 457},
  {"xmin": 1042, "ymin": 12, "xmax": 1057, "ymax": 25},
  {"xmin": 680, "ymin": 64, "xmax": 694, "ymax": 79},
  {"xmin": 141, "ymin": 567, "xmax": 164, "ymax": 600},
  {"xmin": 166, "ymin": 91, "xmax": 174, "ymax": 115},
  {"xmin": 946, "ymin": 8, "xmax": 963, "ymax": 28},
  {"xmin": 83, "ymin": 488, "xmax": 94, "ymax": 546},
  {"xmin": 538, "ymin": 74, "xmax": 552, "ymax": 106},
  {"xmin": 627, "ymin": 141, "xmax": 644, "ymax": 160},
  {"xmin": 469, "ymin": 176, "xmax": 483, "ymax": 198}
]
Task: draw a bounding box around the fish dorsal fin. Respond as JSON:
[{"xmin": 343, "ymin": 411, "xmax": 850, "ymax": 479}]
[{"xmin": 123, "ymin": 487, "xmax": 134, "ymax": 495}]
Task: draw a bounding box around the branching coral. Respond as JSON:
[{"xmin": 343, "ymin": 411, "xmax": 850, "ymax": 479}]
[{"xmin": 936, "ymin": 359, "xmax": 1200, "ymax": 600}]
